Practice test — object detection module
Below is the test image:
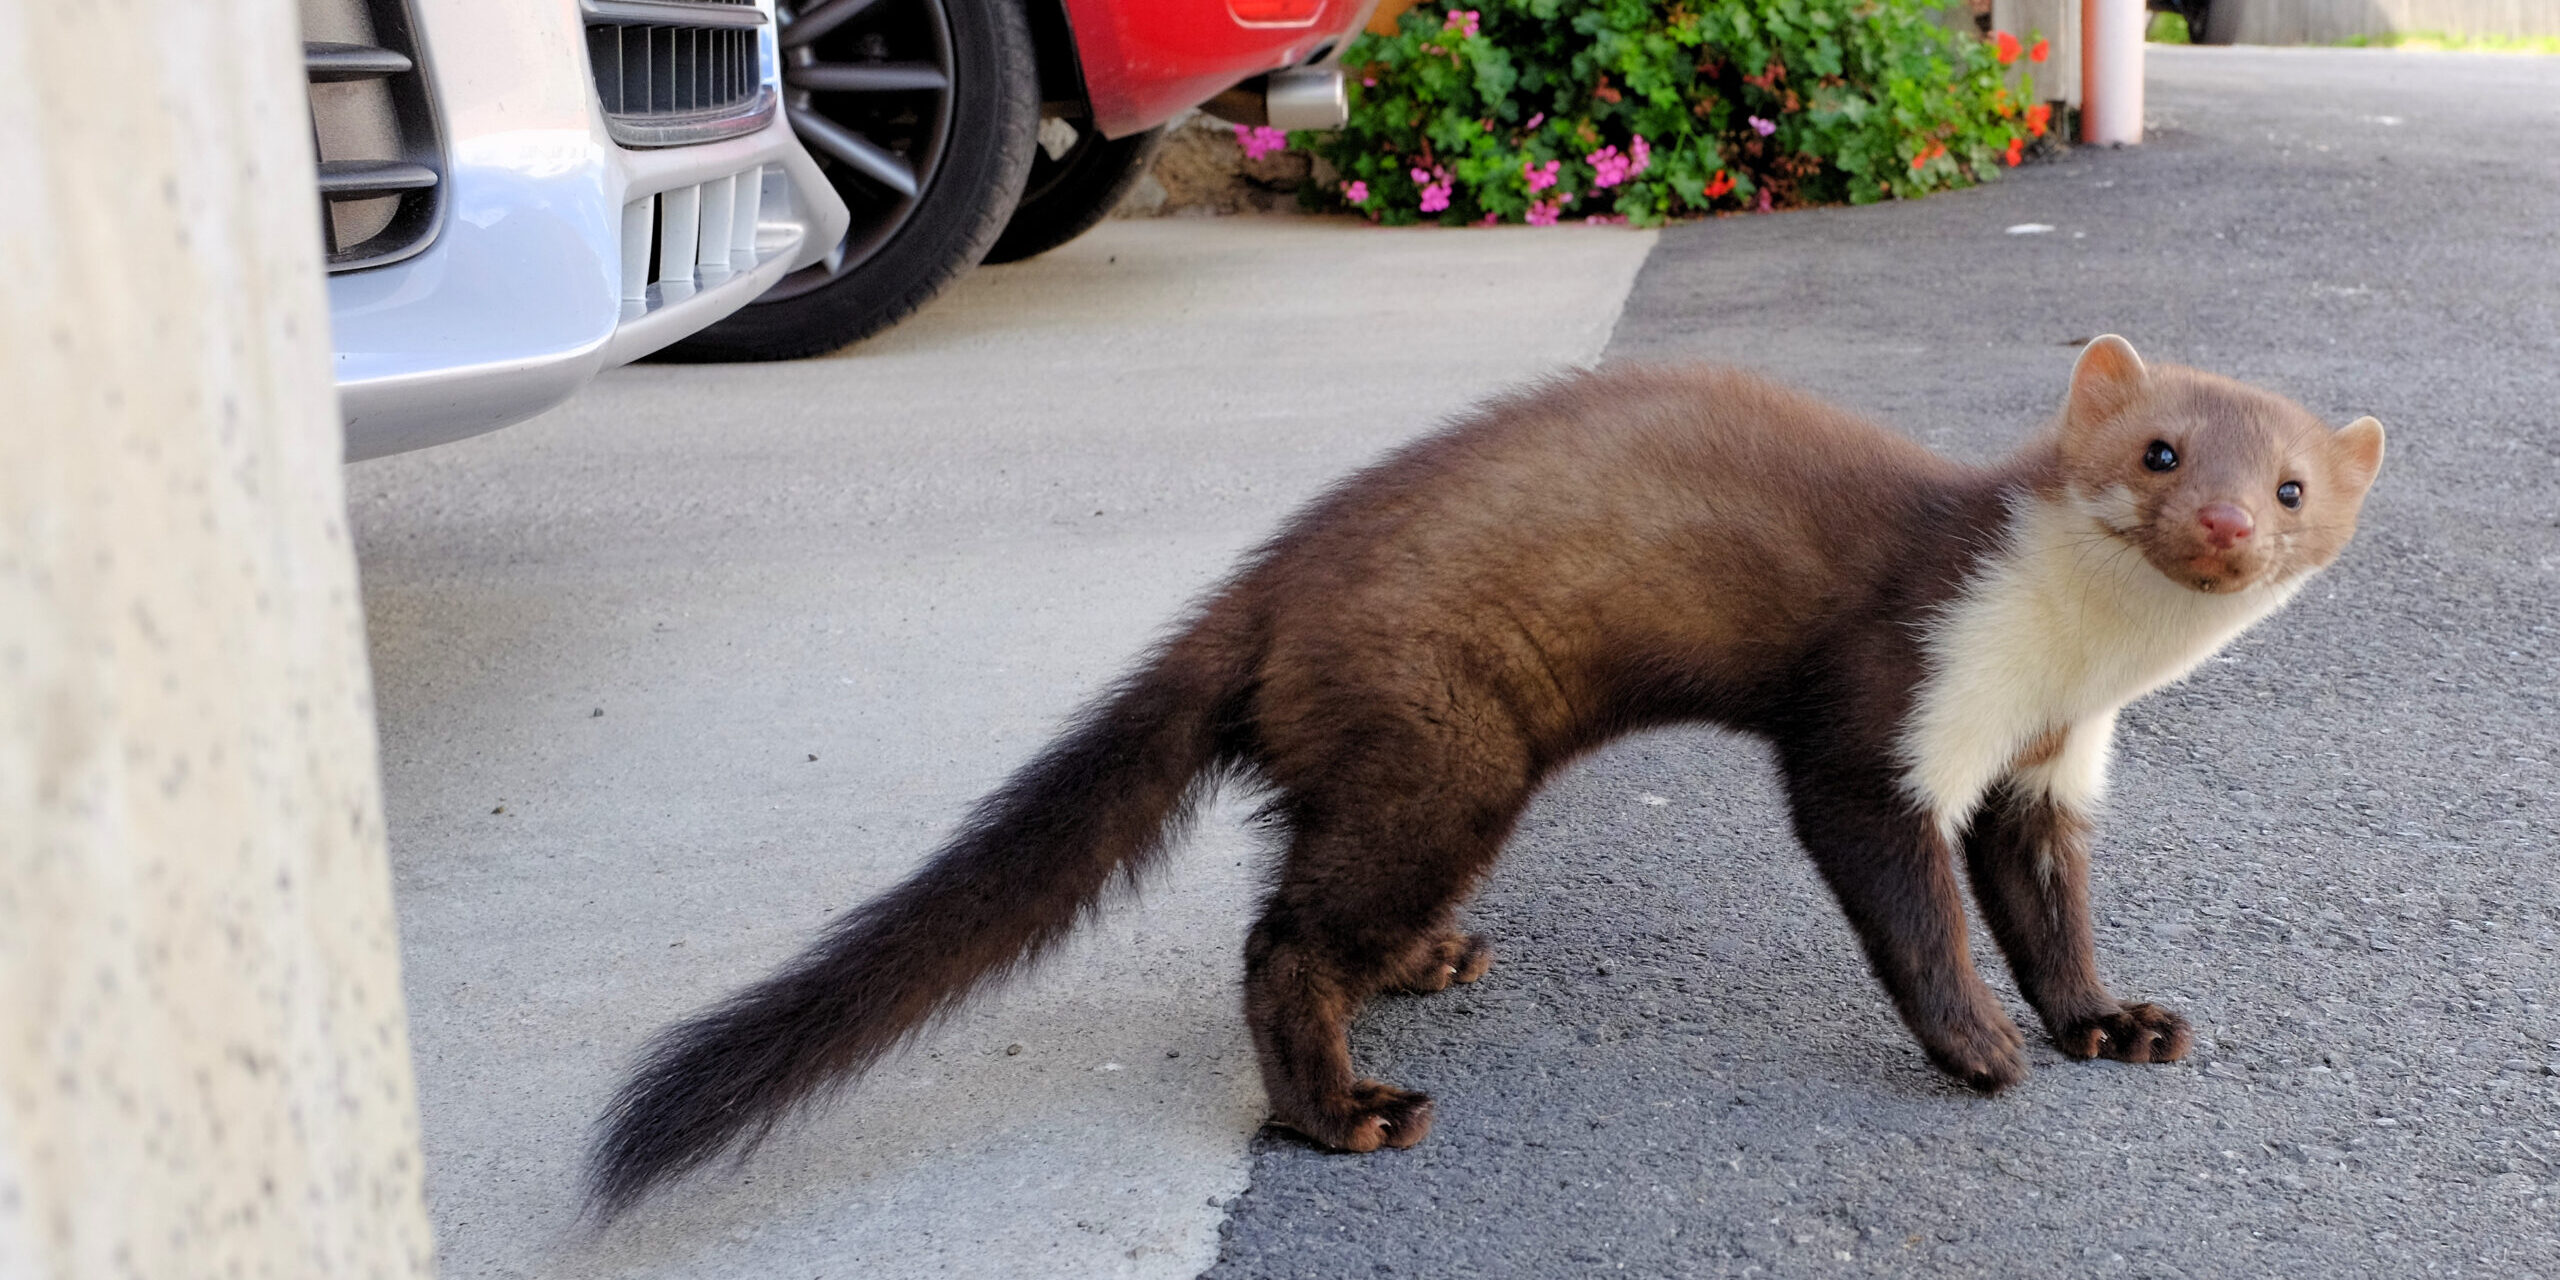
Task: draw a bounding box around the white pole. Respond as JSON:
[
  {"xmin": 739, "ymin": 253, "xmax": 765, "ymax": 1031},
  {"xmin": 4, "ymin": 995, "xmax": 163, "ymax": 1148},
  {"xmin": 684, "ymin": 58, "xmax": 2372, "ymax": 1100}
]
[
  {"xmin": 2080, "ymin": 0, "xmax": 2146, "ymax": 145},
  {"xmin": 0, "ymin": 0, "xmax": 435, "ymax": 1276}
]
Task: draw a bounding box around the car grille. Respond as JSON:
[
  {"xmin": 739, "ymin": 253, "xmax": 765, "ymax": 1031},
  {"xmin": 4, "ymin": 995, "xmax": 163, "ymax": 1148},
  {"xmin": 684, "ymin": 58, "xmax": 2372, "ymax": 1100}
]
[
  {"xmin": 584, "ymin": 0, "xmax": 777, "ymax": 148},
  {"xmin": 301, "ymin": 0, "xmax": 444, "ymax": 272}
]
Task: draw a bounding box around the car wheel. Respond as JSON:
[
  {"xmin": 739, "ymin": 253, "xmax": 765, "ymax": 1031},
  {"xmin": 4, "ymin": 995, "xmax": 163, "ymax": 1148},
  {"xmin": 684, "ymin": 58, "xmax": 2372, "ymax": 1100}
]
[
  {"xmin": 982, "ymin": 123, "xmax": 1167, "ymax": 265},
  {"xmin": 657, "ymin": 0, "xmax": 1040, "ymax": 362}
]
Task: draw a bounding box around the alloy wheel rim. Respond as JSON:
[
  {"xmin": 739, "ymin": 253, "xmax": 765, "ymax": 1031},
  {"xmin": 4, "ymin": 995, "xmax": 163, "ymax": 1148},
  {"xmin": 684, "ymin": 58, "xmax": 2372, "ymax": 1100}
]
[{"xmin": 757, "ymin": 0, "xmax": 956, "ymax": 303}]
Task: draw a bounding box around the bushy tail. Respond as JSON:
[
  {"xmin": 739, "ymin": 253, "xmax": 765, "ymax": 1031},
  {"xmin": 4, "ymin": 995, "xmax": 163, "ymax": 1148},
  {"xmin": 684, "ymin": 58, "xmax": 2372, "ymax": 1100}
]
[{"xmin": 585, "ymin": 619, "xmax": 1255, "ymax": 1218}]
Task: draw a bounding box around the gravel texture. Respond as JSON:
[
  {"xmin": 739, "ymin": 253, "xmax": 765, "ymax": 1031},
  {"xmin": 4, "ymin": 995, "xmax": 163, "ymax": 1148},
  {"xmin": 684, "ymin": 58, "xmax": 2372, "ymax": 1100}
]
[{"xmin": 1208, "ymin": 47, "xmax": 2560, "ymax": 1279}]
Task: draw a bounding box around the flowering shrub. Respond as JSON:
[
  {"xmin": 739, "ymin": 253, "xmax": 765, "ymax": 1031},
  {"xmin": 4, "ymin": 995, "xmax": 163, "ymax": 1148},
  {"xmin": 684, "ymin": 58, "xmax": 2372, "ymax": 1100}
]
[{"xmin": 1309, "ymin": 0, "xmax": 2047, "ymax": 226}]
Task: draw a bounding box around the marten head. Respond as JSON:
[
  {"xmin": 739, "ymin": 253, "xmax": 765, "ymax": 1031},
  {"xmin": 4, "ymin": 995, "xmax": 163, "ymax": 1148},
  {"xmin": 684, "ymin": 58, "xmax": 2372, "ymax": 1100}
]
[{"xmin": 2052, "ymin": 335, "xmax": 2387, "ymax": 595}]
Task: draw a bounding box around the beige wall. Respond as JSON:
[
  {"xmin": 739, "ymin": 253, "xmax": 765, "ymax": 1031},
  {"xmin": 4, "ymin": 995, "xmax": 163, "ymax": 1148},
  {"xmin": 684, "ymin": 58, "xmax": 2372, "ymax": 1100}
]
[
  {"xmin": 0, "ymin": 2, "xmax": 433, "ymax": 1277},
  {"xmin": 2216, "ymin": 0, "xmax": 2560, "ymax": 42},
  {"xmin": 1995, "ymin": 0, "xmax": 2085, "ymax": 104}
]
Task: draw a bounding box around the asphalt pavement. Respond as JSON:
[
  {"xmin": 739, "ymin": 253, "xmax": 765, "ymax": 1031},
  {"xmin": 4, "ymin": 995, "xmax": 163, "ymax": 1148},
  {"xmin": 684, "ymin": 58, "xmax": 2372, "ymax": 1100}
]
[{"xmin": 1207, "ymin": 47, "xmax": 2560, "ymax": 1279}]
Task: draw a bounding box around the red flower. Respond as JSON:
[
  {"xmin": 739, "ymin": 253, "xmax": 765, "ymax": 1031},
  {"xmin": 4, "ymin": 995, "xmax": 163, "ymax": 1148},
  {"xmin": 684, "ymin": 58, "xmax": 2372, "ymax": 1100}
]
[
  {"xmin": 1993, "ymin": 31, "xmax": 2021, "ymax": 65},
  {"xmin": 2025, "ymin": 102, "xmax": 2052, "ymax": 138},
  {"xmin": 2029, "ymin": 38, "xmax": 2050, "ymax": 62},
  {"xmin": 1703, "ymin": 169, "xmax": 1734, "ymax": 199},
  {"xmin": 2004, "ymin": 136, "xmax": 2024, "ymax": 167}
]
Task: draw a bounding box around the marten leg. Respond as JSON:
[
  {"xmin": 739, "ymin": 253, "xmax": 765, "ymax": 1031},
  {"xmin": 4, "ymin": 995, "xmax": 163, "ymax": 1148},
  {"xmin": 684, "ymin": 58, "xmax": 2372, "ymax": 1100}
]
[
  {"xmin": 1779, "ymin": 746, "xmax": 2027, "ymax": 1092},
  {"xmin": 1244, "ymin": 792, "xmax": 1514, "ymax": 1152},
  {"xmin": 1965, "ymin": 781, "xmax": 2192, "ymax": 1064}
]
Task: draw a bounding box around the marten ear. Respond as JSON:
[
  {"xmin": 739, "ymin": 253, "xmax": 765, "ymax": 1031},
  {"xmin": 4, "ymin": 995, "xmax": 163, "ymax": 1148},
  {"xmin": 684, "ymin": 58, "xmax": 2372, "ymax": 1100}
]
[
  {"xmin": 2066, "ymin": 334, "xmax": 2149, "ymax": 427},
  {"xmin": 2330, "ymin": 415, "xmax": 2386, "ymax": 497}
]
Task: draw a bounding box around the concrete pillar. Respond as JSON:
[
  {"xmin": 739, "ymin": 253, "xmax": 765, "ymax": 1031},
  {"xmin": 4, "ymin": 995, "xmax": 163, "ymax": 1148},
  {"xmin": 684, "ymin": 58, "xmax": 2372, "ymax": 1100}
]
[
  {"xmin": 2079, "ymin": 0, "xmax": 2145, "ymax": 144},
  {"xmin": 0, "ymin": 2, "xmax": 434, "ymax": 1278}
]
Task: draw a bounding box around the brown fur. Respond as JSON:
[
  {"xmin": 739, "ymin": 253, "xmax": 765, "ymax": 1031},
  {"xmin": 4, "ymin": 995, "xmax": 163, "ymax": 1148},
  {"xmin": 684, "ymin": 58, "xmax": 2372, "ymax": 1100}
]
[{"xmin": 587, "ymin": 350, "xmax": 2383, "ymax": 1214}]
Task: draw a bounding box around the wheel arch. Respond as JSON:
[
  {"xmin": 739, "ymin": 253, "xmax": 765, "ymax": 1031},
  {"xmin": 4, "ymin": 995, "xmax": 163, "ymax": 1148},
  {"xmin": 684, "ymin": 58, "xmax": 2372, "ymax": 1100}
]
[{"xmin": 1021, "ymin": 0, "xmax": 1094, "ymax": 120}]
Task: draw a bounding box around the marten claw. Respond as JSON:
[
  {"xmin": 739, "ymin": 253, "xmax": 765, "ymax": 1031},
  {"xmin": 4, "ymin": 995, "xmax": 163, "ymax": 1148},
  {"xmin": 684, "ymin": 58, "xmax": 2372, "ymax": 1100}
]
[
  {"xmin": 2058, "ymin": 1002, "xmax": 2192, "ymax": 1063},
  {"xmin": 1395, "ymin": 932, "xmax": 1494, "ymax": 993},
  {"xmin": 1281, "ymin": 1080, "xmax": 1435, "ymax": 1152}
]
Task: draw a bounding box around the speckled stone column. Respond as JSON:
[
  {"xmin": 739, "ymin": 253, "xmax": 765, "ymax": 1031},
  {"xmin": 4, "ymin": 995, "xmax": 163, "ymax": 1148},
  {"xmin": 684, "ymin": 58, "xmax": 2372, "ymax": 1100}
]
[{"xmin": 0, "ymin": 2, "xmax": 435, "ymax": 1277}]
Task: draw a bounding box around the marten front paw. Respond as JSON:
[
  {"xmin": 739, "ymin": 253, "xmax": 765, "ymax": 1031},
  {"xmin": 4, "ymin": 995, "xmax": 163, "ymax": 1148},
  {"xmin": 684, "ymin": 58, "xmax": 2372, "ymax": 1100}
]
[
  {"xmin": 1280, "ymin": 1079, "xmax": 1436, "ymax": 1153},
  {"xmin": 2056, "ymin": 1002, "xmax": 2192, "ymax": 1063},
  {"xmin": 1394, "ymin": 932, "xmax": 1493, "ymax": 993},
  {"xmin": 1922, "ymin": 1015, "xmax": 2029, "ymax": 1093}
]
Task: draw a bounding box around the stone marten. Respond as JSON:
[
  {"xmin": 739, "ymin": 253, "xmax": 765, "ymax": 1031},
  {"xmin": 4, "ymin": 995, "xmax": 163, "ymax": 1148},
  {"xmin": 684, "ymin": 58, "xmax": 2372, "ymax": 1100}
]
[{"xmin": 586, "ymin": 337, "xmax": 2387, "ymax": 1215}]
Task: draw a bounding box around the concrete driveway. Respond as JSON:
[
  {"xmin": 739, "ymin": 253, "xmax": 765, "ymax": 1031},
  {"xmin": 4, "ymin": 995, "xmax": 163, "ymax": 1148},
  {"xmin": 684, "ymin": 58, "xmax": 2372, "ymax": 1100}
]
[{"xmin": 349, "ymin": 219, "xmax": 1653, "ymax": 1276}]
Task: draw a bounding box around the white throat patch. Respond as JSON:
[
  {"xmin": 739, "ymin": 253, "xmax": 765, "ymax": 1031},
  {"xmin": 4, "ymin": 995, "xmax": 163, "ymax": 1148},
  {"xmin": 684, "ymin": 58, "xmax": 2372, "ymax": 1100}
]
[{"xmin": 1898, "ymin": 491, "xmax": 2303, "ymax": 843}]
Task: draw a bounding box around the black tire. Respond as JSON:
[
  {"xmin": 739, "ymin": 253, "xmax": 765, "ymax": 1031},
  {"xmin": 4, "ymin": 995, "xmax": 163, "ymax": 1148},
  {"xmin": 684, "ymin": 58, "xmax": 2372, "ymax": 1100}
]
[
  {"xmin": 658, "ymin": 0, "xmax": 1040, "ymax": 363},
  {"xmin": 982, "ymin": 124, "xmax": 1167, "ymax": 265}
]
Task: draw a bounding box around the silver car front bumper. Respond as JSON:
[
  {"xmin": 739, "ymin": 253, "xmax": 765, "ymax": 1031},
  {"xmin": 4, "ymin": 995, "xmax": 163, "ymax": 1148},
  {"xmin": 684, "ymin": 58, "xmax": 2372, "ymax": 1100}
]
[{"xmin": 328, "ymin": 0, "xmax": 849, "ymax": 460}]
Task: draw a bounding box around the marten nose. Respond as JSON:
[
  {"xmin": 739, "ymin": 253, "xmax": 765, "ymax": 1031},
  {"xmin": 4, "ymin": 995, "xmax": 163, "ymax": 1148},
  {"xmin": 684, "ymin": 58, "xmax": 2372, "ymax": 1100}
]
[{"xmin": 2197, "ymin": 502, "xmax": 2254, "ymax": 548}]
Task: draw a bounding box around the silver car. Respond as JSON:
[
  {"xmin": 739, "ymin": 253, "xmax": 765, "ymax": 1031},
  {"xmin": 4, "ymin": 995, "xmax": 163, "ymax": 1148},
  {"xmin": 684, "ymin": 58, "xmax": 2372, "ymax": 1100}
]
[{"xmin": 305, "ymin": 0, "xmax": 850, "ymax": 458}]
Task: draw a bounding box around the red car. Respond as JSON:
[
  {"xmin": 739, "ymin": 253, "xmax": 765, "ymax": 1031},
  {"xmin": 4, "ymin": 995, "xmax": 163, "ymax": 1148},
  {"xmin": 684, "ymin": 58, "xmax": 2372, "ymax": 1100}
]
[{"xmin": 665, "ymin": 0, "xmax": 1370, "ymax": 361}]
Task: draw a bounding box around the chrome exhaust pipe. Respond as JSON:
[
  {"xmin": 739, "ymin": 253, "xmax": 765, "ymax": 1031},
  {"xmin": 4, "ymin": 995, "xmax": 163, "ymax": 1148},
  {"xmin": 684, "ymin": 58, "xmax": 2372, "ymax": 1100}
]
[{"xmin": 1203, "ymin": 69, "xmax": 1348, "ymax": 131}]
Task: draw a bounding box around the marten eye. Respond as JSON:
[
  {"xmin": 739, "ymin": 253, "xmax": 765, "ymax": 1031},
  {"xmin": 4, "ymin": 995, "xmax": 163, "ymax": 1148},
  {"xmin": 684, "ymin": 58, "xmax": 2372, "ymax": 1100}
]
[
  {"xmin": 2142, "ymin": 441, "xmax": 2179, "ymax": 472},
  {"xmin": 2277, "ymin": 480, "xmax": 2303, "ymax": 509}
]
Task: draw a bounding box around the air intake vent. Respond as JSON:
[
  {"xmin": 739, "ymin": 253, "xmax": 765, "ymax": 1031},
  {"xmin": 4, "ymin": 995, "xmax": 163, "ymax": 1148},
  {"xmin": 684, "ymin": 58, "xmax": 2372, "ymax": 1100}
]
[
  {"xmin": 300, "ymin": 0, "xmax": 444, "ymax": 272},
  {"xmin": 584, "ymin": 0, "xmax": 777, "ymax": 148},
  {"xmin": 617, "ymin": 163, "xmax": 779, "ymax": 319}
]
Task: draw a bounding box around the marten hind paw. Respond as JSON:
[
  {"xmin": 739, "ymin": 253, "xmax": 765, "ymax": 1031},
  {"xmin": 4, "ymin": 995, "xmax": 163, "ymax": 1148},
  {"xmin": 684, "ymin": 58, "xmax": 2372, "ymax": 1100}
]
[
  {"xmin": 1395, "ymin": 932, "xmax": 1494, "ymax": 994},
  {"xmin": 1281, "ymin": 1080, "xmax": 1436, "ymax": 1152},
  {"xmin": 2056, "ymin": 1002, "xmax": 2192, "ymax": 1064}
]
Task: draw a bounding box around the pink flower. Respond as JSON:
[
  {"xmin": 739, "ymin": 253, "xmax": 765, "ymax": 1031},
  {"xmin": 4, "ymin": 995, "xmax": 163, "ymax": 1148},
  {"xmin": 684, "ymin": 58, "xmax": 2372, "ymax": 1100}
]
[
  {"xmin": 1586, "ymin": 146, "xmax": 1628, "ymax": 189},
  {"xmin": 1411, "ymin": 165, "xmax": 1452, "ymax": 213},
  {"xmin": 1233, "ymin": 124, "xmax": 1289, "ymax": 161},
  {"xmin": 1522, "ymin": 158, "xmax": 1561, "ymax": 193},
  {"xmin": 1442, "ymin": 8, "xmax": 1479, "ymax": 37},
  {"xmin": 1478, "ymin": 212, "xmax": 1498, "ymax": 226},
  {"xmin": 1585, "ymin": 213, "xmax": 1627, "ymax": 225},
  {"xmin": 1341, "ymin": 179, "xmax": 1369, "ymax": 204},
  {"xmin": 1748, "ymin": 116, "xmax": 1776, "ymax": 137},
  {"xmin": 1581, "ymin": 138, "xmax": 1649, "ymax": 193},
  {"xmin": 1525, "ymin": 198, "xmax": 1562, "ymax": 226},
  {"xmin": 1362, "ymin": 76, "xmax": 1376, "ymax": 87},
  {"xmin": 1525, "ymin": 112, "xmax": 1544, "ymax": 130}
]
